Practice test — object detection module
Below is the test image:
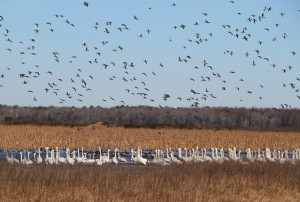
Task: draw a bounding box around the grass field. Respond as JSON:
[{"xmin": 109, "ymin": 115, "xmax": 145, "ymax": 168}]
[
  {"xmin": 0, "ymin": 162, "xmax": 299, "ymax": 201},
  {"xmin": 1, "ymin": 123, "xmax": 300, "ymax": 201},
  {"xmin": 0, "ymin": 123, "xmax": 299, "ymax": 150}
]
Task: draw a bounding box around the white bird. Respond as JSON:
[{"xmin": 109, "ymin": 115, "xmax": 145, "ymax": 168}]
[
  {"xmin": 151, "ymin": 150, "xmax": 160, "ymax": 164},
  {"xmin": 191, "ymin": 147, "xmax": 205, "ymax": 163},
  {"xmin": 178, "ymin": 148, "xmax": 190, "ymax": 162},
  {"xmin": 117, "ymin": 149, "xmax": 127, "ymax": 163},
  {"xmin": 24, "ymin": 151, "xmax": 33, "ymax": 165},
  {"xmin": 36, "ymin": 148, "xmax": 43, "ymax": 164},
  {"xmin": 96, "ymin": 147, "xmax": 103, "ymax": 165},
  {"xmin": 111, "ymin": 149, "xmax": 119, "ymax": 164},
  {"xmin": 136, "ymin": 147, "xmax": 147, "ymax": 165},
  {"xmin": 211, "ymin": 148, "xmax": 222, "ymax": 163},
  {"xmin": 131, "ymin": 148, "xmax": 138, "ymax": 163},
  {"xmin": 162, "ymin": 148, "xmax": 172, "ymax": 164},
  {"xmin": 255, "ymin": 148, "xmax": 266, "ymax": 163},
  {"xmin": 202, "ymin": 148, "xmax": 212, "ymax": 162},
  {"xmin": 20, "ymin": 151, "xmax": 26, "ymax": 164},
  {"xmin": 66, "ymin": 148, "xmax": 75, "ymax": 165},
  {"xmin": 5, "ymin": 149, "xmax": 19, "ymax": 164},
  {"xmin": 265, "ymin": 148, "xmax": 275, "ymax": 162},
  {"xmin": 102, "ymin": 149, "xmax": 112, "ymax": 163},
  {"xmin": 246, "ymin": 148, "xmax": 254, "ymax": 162},
  {"xmin": 75, "ymin": 148, "xmax": 84, "ymax": 163},
  {"xmin": 56, "ymin": 147, "xmax": 67, "ymax": 164},
  {"xmin": 220, "ymin": 148, "xmax": 230, "ymax": 161},
  {"xmin": 84, "ymin": 153, "xmax": 96, "ymax": 164},
  {"xmin": 278, "ymin": 151, "xmax": 287, "ymax": 164},
  {"xmin": 170, "ymin": 152, "xmax": 182, "ymax": 164},
  {"xmin": 158, "ymin": 150, "xmax": 171, "ymax": 165},
  {"xmin": 45, "ymin": 147, "xmax": 54, "ymax": 165}
]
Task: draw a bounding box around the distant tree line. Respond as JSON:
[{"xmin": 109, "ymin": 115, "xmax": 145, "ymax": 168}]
[{"xmin": 0, "ymin": 104, "xmax": 300, "ymax": 131}]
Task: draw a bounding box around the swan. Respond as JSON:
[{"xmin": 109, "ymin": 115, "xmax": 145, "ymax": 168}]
[
  {"xmin": 246, "ymin": 148, "xmax": 254, "ymax": 162},
  {"xmin": 279, "ymin": 151, "xmax": 287, "ymax": 164},
  {"xmin": 162, "ymin": 149, "xmax": 172, "ymax": 164},
  {"xmin": 49, "ymin": 149, "xmax": 55, "ymax": 164},
  {"xmin": 265, "ymin": 148, "xmax": 275, "ymax": 162},
  {"xmin": 158, "ymin": 150, "xmax": 171, "ymax": 165},
  {"xmin": 102, "ymin": 149, "xmax": 112, "ymax": 163},
  {"xmin": 178, "ymin": 147, "xmax": 187, "ymax": 162},
  {"xmin": 170, "ymin": 152, "xmax": 182, "ymax": 164},
  {"xmin": 117, "ymin": 149, "xmax": 127, "ymax": 163},
  {"xmin": 178, "ymin": 148, "xmax": 190, "ymax": 162},
  {"xmin": 45, "ymin": 147, "xmax": 54, "ymax": 165},
  {"xmin": 296, "ymin": 149, "xmax": 300, "ymax": 160},
  {"xmin": 36, "ymin": 148, "xmax": 43, "ymax": 164},
  {"xmin": 5, "ymin": 149, "xmax": 19, "ymax": 164},
  {"xmin": 265, "ymin": 148, "xmax": 271, "ymax": 158},
  {"xmin": 33, "ymin": 152, "xmax": 37, "ymax": 162},
  {"xmin": 151, "ymin": 150, "xmax": 160, "ymax": 164},
  {"xmin": 256, "ymin": 148, "xmax": 266, "ymax": 162},
  {"xmin": 75, "ymin": 148, "xmax": 84, "ymax": 163},
  {"xmin": 184, "ymin": 148, "xmax": 192, "ymax": 161},
  {"xmin": 96, "ymin": 147, "xmax": 103, "ymax": 165},
  {"xmin": 153, "ymin": 149, "xmax": 164, "ymax": 164},
  {"xmin": 66, "ymin": 148, "xmax": 75, "ymax": 165},
  {"xmin": 151, "ymin": 154, "xmax": 158, "ymax": 164},
  {"xmin": 193, "ymin": 148, "xmax": 204, "ymax": 162},
  {"xmin": 25, "ymin": 151, "xmax": 33, "ymax": 165},
  {"xmin": 11, "ymin": 152, "xmax": 20, "ymax": 163},
  {"xmin": 131, "ymin": 148, "xmax": 138, "ymax": 163},
  {"xmin": 136, "ymin": 147, "xmax": 147, "ymax": 165},
  {"xmin": 81, "ymin": 148, "xmax": 87, "ymax": 161},
  {"xmin": 56, "ymin": 147, "xmax": 67, "ymax": 164},
  {"xmin": 51, "ymin": 149, "xmax": 59, "ymax": 165},
  {"xmin": 202, "ymin": 148, "xmax": 212, "ymax": 162},
  {"xmin": 220, "ymin": 148, "xmax": 230, "ymax": 161},
  {"xmin": 5, "ymin": 150, "xmax": 13, "ymax": 164},
  {"xmin": 211, "ymin": 148, "xmax": 222, "ymax": 163},
  {"xmin": 111, "ymin": 149, "xmax": 119, "ymax": 164},
  {"xmin": 197, "ymin": 148, "xmax": 206, "ymax": 162},
  {"xmin": 20, "ymin": 151, "xmax": 26, "ymax": 164},
  {"xmin": 191, "ymin": 148, "xmax": 204, "ymax": 163},
  {"xmin": 229, "ymin": 147, "xmax": 240, "ymax": 162},
  {"xmin": 84, "ymin": 152, "xmax": 96, "ymax": 164}
]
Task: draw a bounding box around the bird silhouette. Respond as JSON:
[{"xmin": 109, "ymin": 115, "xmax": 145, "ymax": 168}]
[{"xmin": 0, "ymin": 1, "xmax": 298, "ymax": 108}]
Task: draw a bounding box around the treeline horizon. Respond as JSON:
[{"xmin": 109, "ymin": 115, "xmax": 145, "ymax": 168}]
[{"xmin": 0, "ymin": 104, "xmax": 300, "ymax": 131}]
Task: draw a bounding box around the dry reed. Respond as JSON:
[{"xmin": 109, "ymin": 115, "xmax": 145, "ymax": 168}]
[
  {"xmin": 0, "ymin": 123, "xmax": 299, "ymax": 150},
  {"xmin": 0, "ymin": 162, "xmax": 299, "ymax": 201}
]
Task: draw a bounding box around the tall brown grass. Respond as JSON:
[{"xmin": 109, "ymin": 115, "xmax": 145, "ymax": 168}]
[
  {"xmin": 0, "ymin": 162, "xmax": 299, "ymax": 201},
  {"xmin": 0, "ymin": 123, "xmax": 300, "ymax": 150}
]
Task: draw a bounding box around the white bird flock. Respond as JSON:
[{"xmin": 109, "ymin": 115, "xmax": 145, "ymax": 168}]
[{"xmin": 4, "ymin": 147, "xmax": 300, "ymax": 166}]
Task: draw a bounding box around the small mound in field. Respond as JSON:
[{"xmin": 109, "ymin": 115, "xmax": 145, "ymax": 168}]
[
  {"xmin": 86, "ymin": 122, "xmax": 119, "ymax": 130},
  {"xmin": 86, "ymin": 122, "xmax": 106, "ymax": 130}
]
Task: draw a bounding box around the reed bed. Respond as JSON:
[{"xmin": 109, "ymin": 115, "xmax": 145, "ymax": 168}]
[
  {"xmin": 0, "ymin": 123, "xmax": 300, "ymax": 150},
  {"xmin": 0, "ymin": 162, "xmax": 299, "ymax": 201}
]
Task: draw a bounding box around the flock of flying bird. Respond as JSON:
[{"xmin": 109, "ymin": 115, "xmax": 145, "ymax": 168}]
[
  {"xmin": 0, "ymin": 1, "xmax": 299, "ymax": 108},
  {"xmin": 4, "ymin": 147, "xmax": 300, "ymax": 166}
]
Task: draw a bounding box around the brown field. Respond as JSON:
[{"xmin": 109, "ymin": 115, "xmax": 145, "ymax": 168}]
[
  {"xmin": 0, "ymin": 162, "xmax": 299, "ymax": 201},
  {"xmin": 1, "ymin": 123, "xmax": 300, "ymax": 201},
  {"xmin": 0, "ymin": 123, "xmax": 300, "ymax": 150}
]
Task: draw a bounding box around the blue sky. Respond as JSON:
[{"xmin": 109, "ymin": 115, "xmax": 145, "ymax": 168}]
[{"xmin": 0, "ymin": 0, "xmax": 299, "ymax": 108}]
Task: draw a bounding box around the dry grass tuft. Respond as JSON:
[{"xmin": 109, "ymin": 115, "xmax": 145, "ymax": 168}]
[
  {"xmin": 0, "ymin": 123, "xmax": 299, "ymax": 150},
  {"xmin": 0, "ymin": 162, "xmax": 299, "ymax": 201}
]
